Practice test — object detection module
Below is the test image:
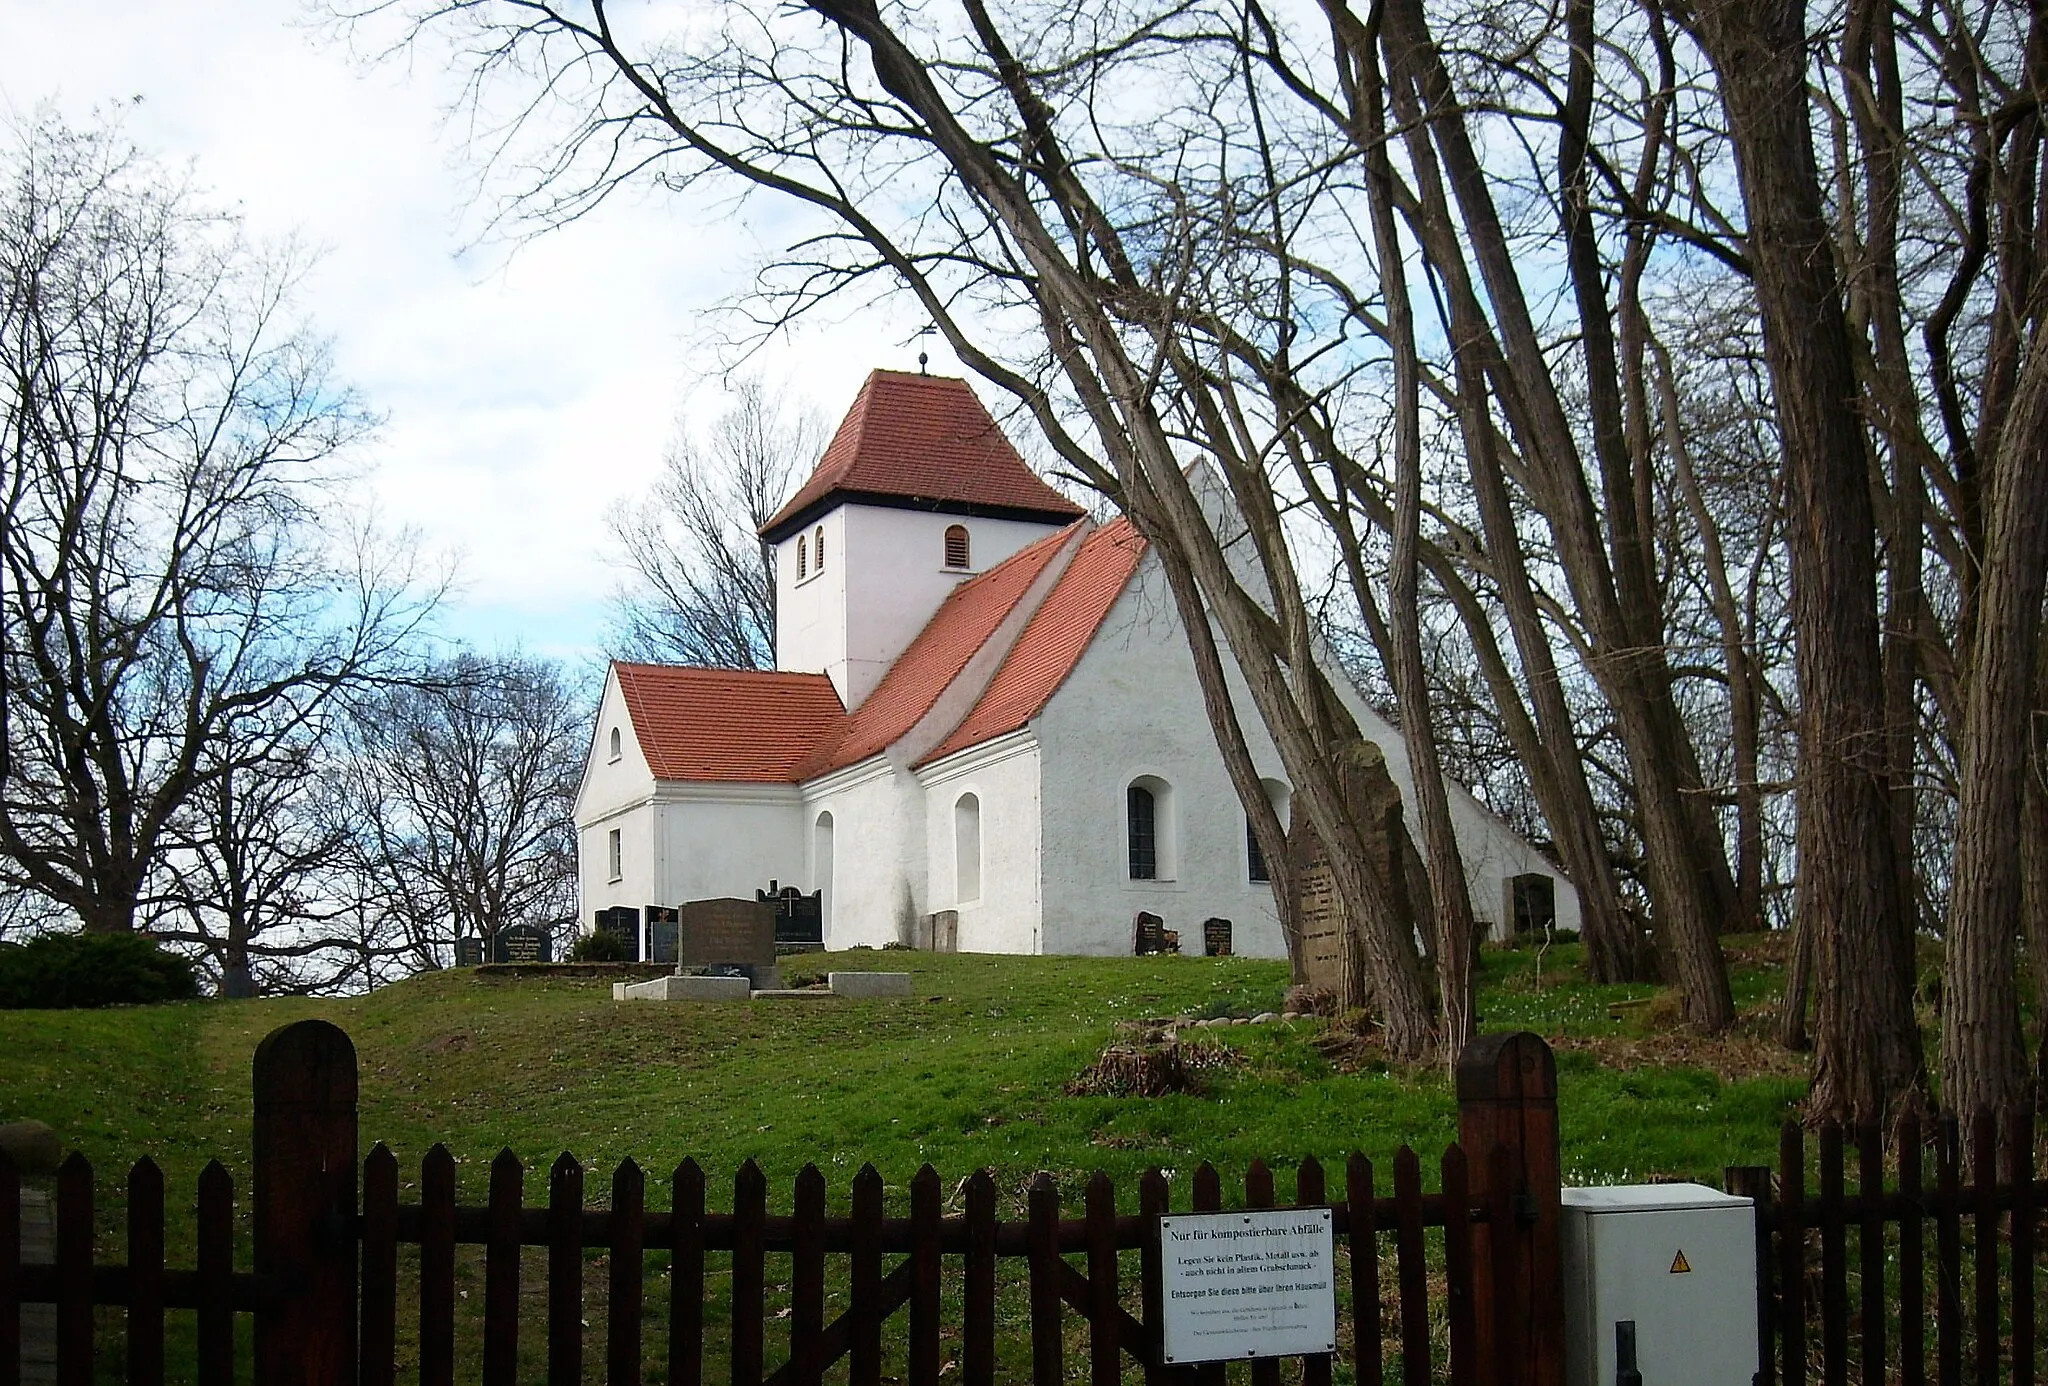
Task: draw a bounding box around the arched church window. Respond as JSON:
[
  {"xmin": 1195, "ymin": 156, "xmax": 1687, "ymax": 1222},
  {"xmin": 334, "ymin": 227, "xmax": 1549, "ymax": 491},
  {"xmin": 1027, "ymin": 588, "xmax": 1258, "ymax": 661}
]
[
  {"xmin": 797, "ymin": 535, "xmax": 808, "ymax": 579},
  {"xmin": 1127, "ymin": 784, "xmax": 1157, "ymax": 879},
  {"xmin": 955, "ymin": 793, "xmax": 982, "ymax": 903},
  {"xmin": 609, "ymin": 727, "xmax": 622, "ymax": 761},
  {"xmin": 944, "ymin": 524, "xmax": 971, "ymax": 569},
  {"xmin": 815, "ymin": 525, "xmax": 826, "ymax": 570}
]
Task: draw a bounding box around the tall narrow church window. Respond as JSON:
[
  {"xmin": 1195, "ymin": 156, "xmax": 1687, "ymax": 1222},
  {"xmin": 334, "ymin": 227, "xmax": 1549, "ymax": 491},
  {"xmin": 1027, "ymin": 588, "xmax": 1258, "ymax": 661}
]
[
  {"xmin": 609, "ymin": 727, "xmax": 622, "ymax": 761},
  {"xmin": 1127, "ymin": 785, "xmax": 1157, "ymax": 879},
  {"xmin": 797, "ymin": 535, "xmax": 808, "ymax": 579},
  {"xmin": 815, "ymin": 525, "xmax": 826, "ymax": 570},
  {"xmin": 607, "ymin": 828, "xmax": 622, "ymax": 881},
  {"xmin": 954, "ymin": 793, "xmax": 982, "ymax": 902},
  {"xmin": 944, "ymin": 524, "xmax": 971, "ymax": 569},
  {"xmin": 1247, "ymin": 817, "xmax": 1269, "ymax": 882}
]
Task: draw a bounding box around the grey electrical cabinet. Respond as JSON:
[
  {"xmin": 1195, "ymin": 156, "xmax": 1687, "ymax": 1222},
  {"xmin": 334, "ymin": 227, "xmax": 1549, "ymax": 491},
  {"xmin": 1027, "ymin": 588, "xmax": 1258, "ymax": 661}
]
[{"xmin": 1560, "ymin": 1183, "xmax": 1760, "ymax": 1386}]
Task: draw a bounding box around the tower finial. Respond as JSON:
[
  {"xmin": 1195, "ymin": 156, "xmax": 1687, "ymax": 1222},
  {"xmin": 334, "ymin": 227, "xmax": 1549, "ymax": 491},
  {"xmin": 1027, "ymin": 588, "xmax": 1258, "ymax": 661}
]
[{"xmin": 918, "ymin": 349, "xmax": 929, "ymax": 375}]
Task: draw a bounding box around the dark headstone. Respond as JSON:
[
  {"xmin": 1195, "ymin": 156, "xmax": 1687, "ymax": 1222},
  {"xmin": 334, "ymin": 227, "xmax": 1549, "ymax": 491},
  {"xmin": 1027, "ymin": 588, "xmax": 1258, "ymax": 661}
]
[
  {"xmin": 1134, "ymin": 911, "xmax": 1177, "ymax": 956},
  {"xmin": 646, "ymin": 906, "xmax": 680, "ymax": 964},
  {"xmin": 1202, "ymin": 917, "xmax": 1233, "ymax": 957},
  {"xmin": 759, "ymin": 883, "xmax": 824, "ymax": 948},
  {"xmin": 595, "ymin": 906, "xmax": 642, "ymax": 961},
  {"xmin": 493, "ymin": 923, "xmax": 552, "ymax": 964},
  {"xmin": 679, "ymin": 897, "xmax": 776, "ymax": 970},
  {"xmin": 454, "ymin": 938, "xmax": 483, "ymax": 968}
]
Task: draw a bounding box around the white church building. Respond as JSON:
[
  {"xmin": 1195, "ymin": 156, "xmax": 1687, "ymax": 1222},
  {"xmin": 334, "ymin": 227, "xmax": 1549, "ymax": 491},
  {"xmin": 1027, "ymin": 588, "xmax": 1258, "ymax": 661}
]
[{"xmin": 574, "ymin": 369, "xmax": 1578, "ymax": 958}]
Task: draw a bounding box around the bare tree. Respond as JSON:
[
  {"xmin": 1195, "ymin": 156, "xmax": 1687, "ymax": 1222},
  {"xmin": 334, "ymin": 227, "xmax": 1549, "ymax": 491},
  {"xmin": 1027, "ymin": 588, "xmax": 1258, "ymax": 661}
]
[
  {"xmin": 606, "ymin": 377, "xmax": 825, "ymax": 669},
  {"xmin": 350, "ymin": 0, "xmax": 2046, "ymax": 1091},
  {"xmin": 333, "ymin": 653, "xmax": 583, "ymax": 971},
  {"xmin": 0, "ymin": 112, "xmax": 433, "ymax": 937}
]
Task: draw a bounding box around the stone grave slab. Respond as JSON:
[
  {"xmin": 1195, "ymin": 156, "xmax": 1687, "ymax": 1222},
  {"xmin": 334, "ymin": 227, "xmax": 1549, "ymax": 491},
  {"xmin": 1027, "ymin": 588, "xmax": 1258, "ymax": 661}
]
[
  {"xmin": 621, "ymin": 974, "xmax": 750, "ymax": 1002},
  {"xmin": 829, "ymin": 971, "xmax": 913, "ymax": 998}
]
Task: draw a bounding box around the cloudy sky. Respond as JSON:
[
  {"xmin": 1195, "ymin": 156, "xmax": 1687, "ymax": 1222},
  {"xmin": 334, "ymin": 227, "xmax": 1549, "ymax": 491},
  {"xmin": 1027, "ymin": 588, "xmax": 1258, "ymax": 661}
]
[{"xmin": 0, "ymin": 2, "xmax": 967, "ymax": 669}]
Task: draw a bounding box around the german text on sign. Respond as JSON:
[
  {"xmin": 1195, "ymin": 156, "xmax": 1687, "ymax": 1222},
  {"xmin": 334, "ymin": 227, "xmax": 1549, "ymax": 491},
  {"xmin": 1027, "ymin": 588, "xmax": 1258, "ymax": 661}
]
[{"xmin": 1158, "ymin": 1207, "xmax": 1337, "ymax": 1364}]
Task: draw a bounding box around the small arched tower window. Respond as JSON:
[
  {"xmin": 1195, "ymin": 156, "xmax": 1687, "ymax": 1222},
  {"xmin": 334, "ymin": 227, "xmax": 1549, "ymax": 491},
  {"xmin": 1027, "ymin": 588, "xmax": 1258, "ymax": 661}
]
[
  {"xmin": 943, "ymin": 524, "xmax": 971, "ymax": 569},
  {"xmin": 609, "ymin": 727, "xmax": 622, "ymax": 761},
  {"xmin": 797, "ymin": 534, "xmax": 808, "ymax": 579},
  {"xmin": 814, "ymin": 525, "xmax": 826, "ymax": 570}
]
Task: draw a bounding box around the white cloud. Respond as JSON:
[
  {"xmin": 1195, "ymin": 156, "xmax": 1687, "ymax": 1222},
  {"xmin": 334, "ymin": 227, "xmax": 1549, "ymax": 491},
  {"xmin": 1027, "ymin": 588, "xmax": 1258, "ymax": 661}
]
[{"xmin": 0, "ymin": 1, "xmax": 963, "ymax": 666}]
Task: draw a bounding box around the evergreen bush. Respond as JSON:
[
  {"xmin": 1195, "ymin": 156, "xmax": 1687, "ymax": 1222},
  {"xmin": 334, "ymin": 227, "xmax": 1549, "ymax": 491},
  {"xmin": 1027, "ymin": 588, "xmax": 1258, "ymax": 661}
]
[{"xmin": 0, "ymin": 932, "xmax": 199, "ymax": 1009}]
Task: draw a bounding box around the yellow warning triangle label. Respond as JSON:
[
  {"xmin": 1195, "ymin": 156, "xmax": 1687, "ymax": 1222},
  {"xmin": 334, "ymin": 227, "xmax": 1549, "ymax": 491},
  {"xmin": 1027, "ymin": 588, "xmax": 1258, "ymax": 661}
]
[{"xmin": 1669, "ymin": 1249, "xmax": 1692, "ymax": 1274}]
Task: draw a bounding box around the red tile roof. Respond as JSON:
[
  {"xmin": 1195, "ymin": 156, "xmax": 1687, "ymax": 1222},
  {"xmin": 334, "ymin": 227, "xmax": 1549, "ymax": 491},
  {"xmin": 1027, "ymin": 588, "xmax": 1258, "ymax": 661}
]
[
  {"xmin": 761, "ymin": 371, "xmax": 1085, "ymax": 541},
  {"xmin": 613, "ymin": 663, "xmax": 844, "ymax": 783},
  {"xmin": 801, "ymin": 525, "xmax": 1080, "ymax": 776},
  {"xmin": 920, "ymin": 519, "xmax": 1148, "ymax": 765}
]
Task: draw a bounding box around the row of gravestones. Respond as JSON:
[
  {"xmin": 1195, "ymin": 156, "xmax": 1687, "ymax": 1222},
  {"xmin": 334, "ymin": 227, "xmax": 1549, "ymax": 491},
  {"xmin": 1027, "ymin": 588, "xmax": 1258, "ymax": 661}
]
[{"xmin": 1133, "ymin": 913, "xmax": 1233, "ymax": 956}]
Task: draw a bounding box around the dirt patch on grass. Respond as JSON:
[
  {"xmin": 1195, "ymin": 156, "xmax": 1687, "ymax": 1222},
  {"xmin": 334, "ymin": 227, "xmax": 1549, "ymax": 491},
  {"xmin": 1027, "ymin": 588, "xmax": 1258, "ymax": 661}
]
[{"xmin": 1547, "ymin": 1009, "xmax": 1809, "ymax": 1082}]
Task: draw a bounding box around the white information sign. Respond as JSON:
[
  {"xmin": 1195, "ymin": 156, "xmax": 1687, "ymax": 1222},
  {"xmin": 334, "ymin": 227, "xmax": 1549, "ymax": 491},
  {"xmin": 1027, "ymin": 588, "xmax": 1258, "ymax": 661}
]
[{"xmin": 1158, "ymin": 1207, "xmax": 1337, "ymax": 1364}]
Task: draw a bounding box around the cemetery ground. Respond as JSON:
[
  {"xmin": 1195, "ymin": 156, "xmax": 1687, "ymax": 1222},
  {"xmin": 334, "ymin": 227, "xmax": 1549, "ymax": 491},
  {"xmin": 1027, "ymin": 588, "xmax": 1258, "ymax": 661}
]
[
  {"xmin": 4, "ymin": 937, "xmax": 2026, "ymax": 1383},
  {"xmin": 3, "ymin": 938, "xmax": 1821, "ymax": 1215}
]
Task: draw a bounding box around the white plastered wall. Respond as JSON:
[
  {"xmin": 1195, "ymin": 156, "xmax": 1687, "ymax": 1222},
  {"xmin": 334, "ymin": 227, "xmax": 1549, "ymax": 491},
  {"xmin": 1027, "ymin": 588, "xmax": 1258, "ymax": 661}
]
[
  {"xmin": 574, "ymin": 670, "xmax": 660, "ymax": 930},
  {"xmin": 916, "ymin": 733, "xmax": 1043, "ymax": 954},
  {"xmin": 1183, "ymin": 463, "xmax": 1582, "ymax": 941},
  {"xmin": 799, "ymin": 759, "xmax": 926, "ymax": 947},
  {"xmin": 1031, "ymin": 557, "xmax": 1291, "ymax": 957},
  {"xmin": 775, "ymin": 505, "xmax": 1068, "ymax": 707},
  {"xmin": 652, "ymin": 784, "xmax": 807, "ymax": 904}
]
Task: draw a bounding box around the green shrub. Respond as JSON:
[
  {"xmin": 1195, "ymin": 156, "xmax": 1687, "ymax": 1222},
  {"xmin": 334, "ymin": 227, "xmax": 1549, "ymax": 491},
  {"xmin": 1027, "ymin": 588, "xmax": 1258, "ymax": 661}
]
[
  {"xmin": 0, "ymin": 931, "xmax": 198, "ymax": 1009},
  {"xmin": 569, "ymin": 930, "xmax": 629, "ymax": 962}
]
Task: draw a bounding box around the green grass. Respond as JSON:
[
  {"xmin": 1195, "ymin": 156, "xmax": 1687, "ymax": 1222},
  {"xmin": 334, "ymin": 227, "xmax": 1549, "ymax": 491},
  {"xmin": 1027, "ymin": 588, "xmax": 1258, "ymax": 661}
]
[
  {"xmin": 2, "ymin": 942, "xmax": 1819, "ymax": 1384},
  {"xmin": 1, "ymin": 943, "xmax": 1807, "ymax": 1215}
]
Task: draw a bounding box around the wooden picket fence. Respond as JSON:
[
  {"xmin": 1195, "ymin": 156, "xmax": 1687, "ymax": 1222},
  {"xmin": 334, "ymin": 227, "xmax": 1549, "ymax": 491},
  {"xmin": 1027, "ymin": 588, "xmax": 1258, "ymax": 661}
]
[
  {"xmin": 17, "ymin": 1018, "xmax": 2046, "ymax": 1385},
  {"xmin": 2, "ymin": 1023, "xmax": 1565, "ymax": 1386},
  {"xmin": 1728, "ymin": 1108, "xmax": 2045, "ymax": 1386}
]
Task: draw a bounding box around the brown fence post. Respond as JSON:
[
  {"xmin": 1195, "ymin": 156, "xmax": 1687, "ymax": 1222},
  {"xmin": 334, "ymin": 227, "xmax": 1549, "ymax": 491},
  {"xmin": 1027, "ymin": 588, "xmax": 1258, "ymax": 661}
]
[
  {"xmin": 1456, "ymin": 1031, "xmax": 1562, "ymax": 1386},
  {"xmin": 252, "ymin": 1019, "xmax": 359, "ymax": 1386}
]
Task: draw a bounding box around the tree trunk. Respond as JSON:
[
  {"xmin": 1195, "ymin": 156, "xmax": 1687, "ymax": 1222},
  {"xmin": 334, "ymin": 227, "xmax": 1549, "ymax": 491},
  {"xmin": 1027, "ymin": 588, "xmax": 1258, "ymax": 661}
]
[
  {"xmin": 1686, "ymin": 0, "xmax": 1925, "ymax": 1123},
  {"xmin": 2022, "ymin": 655, "xmax": 2048, "ymax": 1104},
  {"xmin": 1939, "ymin": 335, "xmax": 2048, "ymax": 1119},
  {"xmin": 1355, "ymin": 19, "xmax": 1477, "ymax": 1057}
]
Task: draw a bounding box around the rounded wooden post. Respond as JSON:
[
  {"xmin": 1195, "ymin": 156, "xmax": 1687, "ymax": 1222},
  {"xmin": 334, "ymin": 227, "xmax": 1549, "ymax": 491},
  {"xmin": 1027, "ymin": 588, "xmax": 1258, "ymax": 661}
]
[
  {"xmin": 252, "ymin": 1020, "xmax": 359, "ymax": 1386},
  {"xmin": 1455, "ymin": 1031, "xmax": 1561, "ymax": 1386}
]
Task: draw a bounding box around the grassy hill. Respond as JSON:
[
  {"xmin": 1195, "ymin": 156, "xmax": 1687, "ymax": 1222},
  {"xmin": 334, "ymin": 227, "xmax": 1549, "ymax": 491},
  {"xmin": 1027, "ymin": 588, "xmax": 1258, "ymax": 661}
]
[{"xmin": 1, "ymin": 942, "xmax": 1810, "ymax": 1214}]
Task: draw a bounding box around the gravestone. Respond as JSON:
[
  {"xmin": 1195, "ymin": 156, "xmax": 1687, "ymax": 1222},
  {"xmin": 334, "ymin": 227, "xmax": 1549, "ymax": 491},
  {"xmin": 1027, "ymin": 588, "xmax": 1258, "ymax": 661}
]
[
  {"xmin": 1202, "ymin": 917, "xmax": 1234, "ymax": 957},
  {"xmin": 919, "ymin": 909, "xmax": 960, "ymax": 952},
  {"xmin": 679, "ymin": 897, "xmax": 778, "ymax": 986},
  {"xmin": 646, "ymin": 906, "xmax": 681, "ymax": 964},
  {"xmin": 453, "ymin": 938, "xmax": 484, "ymax": 968},
  {"xmin": 595, "ymin": 905, "xmax": 642, "ymax": 961},
  {"xmin": 1288, "ymin": 738, "xmax": 1429, "ymax": 1007},
  {"xmin": 758, "ymin": 881, "xmax": 824, "ymax": 949},
  {"xmin": 1133, "ymin": 912, "xmax": 1180, "ymax": 956},
  {"xmin": 493, "ymin": 923, "xmax": 552, "ymax": 964}
]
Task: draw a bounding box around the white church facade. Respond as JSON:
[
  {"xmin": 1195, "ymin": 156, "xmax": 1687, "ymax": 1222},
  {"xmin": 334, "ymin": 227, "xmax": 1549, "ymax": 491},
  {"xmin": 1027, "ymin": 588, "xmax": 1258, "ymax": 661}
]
[{"xmin": 574, "ymin": 369, "xmax": 1579, "ymax": 958}]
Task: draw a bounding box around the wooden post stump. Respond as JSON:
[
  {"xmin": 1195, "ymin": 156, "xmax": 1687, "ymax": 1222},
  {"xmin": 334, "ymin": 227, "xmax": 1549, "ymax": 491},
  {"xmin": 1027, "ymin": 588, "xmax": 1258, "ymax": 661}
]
[
  {"xmin": 1455, "ymin": 1031, "xmax": 1562, "ymax": 1386},
  {"xmin": 252, "ymin": 1020, "xmax": 359, "ymax": 1386}
]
